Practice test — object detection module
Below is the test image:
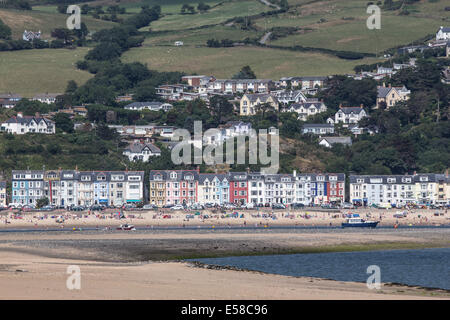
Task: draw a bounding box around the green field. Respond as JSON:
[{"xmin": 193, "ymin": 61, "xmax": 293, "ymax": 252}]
[
  {"xmin": 122, "ymin": 45, "xmax": 380, "ymax": 78},
  {"xmin": 0, "ymin": 8, "xmax": 116, "ymax": 39},
  {"xmin": 145, "ymin": 0, "xmax": 270, "ymax": 31},
  {"xmin": 256, "ymin": 0, "xmax": 449, "ymax": 54},
  {"xmin": 0, "ymin": 48, "xmax": 93, "ymax": 97}
]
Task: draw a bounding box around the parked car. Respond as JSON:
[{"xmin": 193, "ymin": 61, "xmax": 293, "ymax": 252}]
[
  {"xmin": 163, "ymin": 204, "xmax": 174, "ymax": 208},
  {"xmin": 244, "ymin": 202, "xmax": 255, "ymax": 209},
  {"xmin": 223, "ymin": 203, "xmax": 236, "ymax": 209},
  {"xmin": 90, "ymin": 205, "xmax": 104, "ymax": 211},
  {"xmin": 291, "ymin": 203, "xmax": 305, "ymax": 209},
  {"xmin": 70, "ymin": 205, "xmax": 85, "ymax": 211},
  {"xmin": 40, "ymin": 205, "xmax": 56, "ymax": 211},
  {"xmin": 143, "ymin": 204, "xmax": 158, "ymax": 210},
  {"xmin": 272, "ymin": 203, "xmax": 286, "ymax": 209},
  {"xmin": 171, "ymin": 204, "xmax": 185, "ymax": 211},
  {"xmin": 190, "ymin": 204, "xmax": 204, "ymax": 210},
  {"xmin": 341, "ymin": 202, "xmax": 354, "ymax": 209}
]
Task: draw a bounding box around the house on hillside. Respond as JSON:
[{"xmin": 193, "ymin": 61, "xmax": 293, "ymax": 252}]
[
  {"xmin": 302, "ymin": 124, "xmax": 335, "ymax": 135},
  {"xmin": 123, "ymin": 141, "xmax": 161, "ymax": 162},
  {"xmin": 32, "ymin": 93, "xmax": 61, "ymax": 105},
  {"xmin": 286, "ymin": 99, "xmax": 327, "ymax": 121},
  {"xmin": 376, "ymin": 83, "xmax": 410, "ymax": 109},
  {"xmin": 436, "ymin": 26, "xmax": 450, "ymax": 41},
  {"xmin": 124, "ymin": 102, "xmax": 173, "ymax": 112},
  {"xmin": 274, "ymin": 90, "xmax": 307, "ymax": 105},
  {"xmin": 1, "ymin": 112, "xmax": 55, "ymax": 134},
  {"xmin": 0, "ymin": 93, "xmax": 21, "ymax": 108},
  {"xmin": 319, "ymin": 136, "xmax": 352, "ymax": 148},
  {"xmin": 23, "ymin": 30, "xmax": 41, "ymax": 41},
  {"xmin": 334, "ymin": 105, "xmax": 367, "ymax": 125},
  {"xmin": 239, "ymin": 93, "xmax": 279, "ymax": 116}
]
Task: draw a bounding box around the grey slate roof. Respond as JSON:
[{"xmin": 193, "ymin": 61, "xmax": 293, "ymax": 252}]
[
  {"xmin": 124, "ymin": 142, "xmax": 161, "ymax": 154},
  {"xmin": 338, "ymin": 107, "xmax": 365, "ymax": 114},
  {"xmin": 303, "ymin": 124, "xmax": 334, "ymax": 129},
  {"xmin": 349, "ymin": 174, "xmax": 448, "ymax": 184},
  {"xmin": 320, "ymin": 136, "xmax": 352, "ymax": 145},
  {"xmin": 5, "ymin": 115, "xmax": 54, "ymax": 125}
]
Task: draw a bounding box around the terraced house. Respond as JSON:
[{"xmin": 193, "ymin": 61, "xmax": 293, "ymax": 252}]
[
  {"xmin": 1, "ymin": 112, "xmax": 55, "ymax": 134},
  {"xmin": 349, "ymin": 174, "xmax": 450, "ymax": 206},
  {"xmin": 149, "ymin": 170, "xmax": 199, "ymax": 206},
  {"xmin": 149, "ymin": 170, "xmax": 345, "ymax": 206},
  {"xmin": 0, "ymin": 181, "xmax": 7, "ymax": 207},
  {"xmin": 11, "ymin": 170, "xmax": 144, "ymax": 207}
]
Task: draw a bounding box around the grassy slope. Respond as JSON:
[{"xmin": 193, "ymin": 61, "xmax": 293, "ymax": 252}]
[
  {"xmin": 261, "ymin": 0, "xmax": 449, "ymax": 54},
  {"xmin": 0, "ymin": 8, "xmax": 117, "ymax": 39},
  {"xmin": 122, "ymin": 45, "xmax": 380, "ymax": 78},
  {"xmin": 0, "ymin": 48, "xmax": 93, "ymax": 97},
  {"xmin": 144, "ymin": 0, "xmax": 269, "ymax": 31}
]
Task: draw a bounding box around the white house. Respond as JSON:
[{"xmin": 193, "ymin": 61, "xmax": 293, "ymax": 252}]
[
  {"xmin": 302, "ymin": 124, "xmax": 335, "ymax": 135},
  {"xmin": 319, "ymin": 136, "xmax": 352, "ymax": 148},
  {"xmin": 334, "ymin": 106, "xmax": 367, "ymax": 124},
  {"xmin": 32, "ymin": 93, "xmax": 61, "ymax": 105},
  {"xmin": 286, "ymin": 99, "xmax": 327, "ymax": 121},
  {"xmin": 124, "ymin": 102, "xmax": 173, "ymax": 112},
  {"xmin": 274, "ymin": 90, "xmax": 307, "ymax": 105},
  {"xmin": 0, "ymin": 93, "xmax": 21, "ymax": 108},
  {"xmin": 436, "ymin": 26, "xmax": 450, "ymax": 41},
  {"xmin": 123, "ymin": 142, "xmax": 161, "ymax": 162},
  {"xmin": 1, "ymin": 112, "xmax": 55, "ymax": 134}
]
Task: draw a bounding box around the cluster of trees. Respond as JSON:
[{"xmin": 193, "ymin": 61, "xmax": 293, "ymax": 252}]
[
  {"xmin": 206, "ymin": 38, "xmax": 234, "ymax": 47},
  {"xmin": 232, "ymin": 65, "xmax": 257, "ymax": 79},
  {"xmin": 0, "ymin": 19, "xmax": 12, "ymax": 40},
  {"xmin": 180, "ymin": 4, "xmax": 196, "ymax": 14},
  {"xmin": 0, "ymin": 0, "xmax": 31, "ymax": 10}
]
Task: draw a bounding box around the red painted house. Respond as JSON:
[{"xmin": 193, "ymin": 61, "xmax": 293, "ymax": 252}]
[{"xmin": 228, "ymin": 172, "xmax": 248, "ymax": 205}]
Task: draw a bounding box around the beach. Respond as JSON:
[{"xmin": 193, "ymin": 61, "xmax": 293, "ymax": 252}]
[
  {"xmin": 0, "ymin": 207, "xmax": 448, "ymax": 229},
  {"xmin": 0, "ymin": 225, "xmax": 449, "ymax": 299}
]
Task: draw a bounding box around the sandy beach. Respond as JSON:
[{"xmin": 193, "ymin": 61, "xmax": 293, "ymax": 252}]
[
  {"xmin": 0, "ymin": 226, "xmax": 449, "ymax": 299},
  {"xmin": 0, "ymin": 207, "xmax": 448, "ymax": 229}
]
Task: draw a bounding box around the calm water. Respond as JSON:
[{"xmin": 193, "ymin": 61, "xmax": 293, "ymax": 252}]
[{"xmin": 190, "ymin": 248, "xmax": 450, "ymax": 290}]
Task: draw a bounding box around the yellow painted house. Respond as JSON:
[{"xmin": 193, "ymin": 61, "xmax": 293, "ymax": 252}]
[
  {"xmin": 376, "ymin": 83, "xmax": 410, "ymax": 109},
  {"xmin": 240, "ymin": 94, "xmax": 279, "ymax": 116}
]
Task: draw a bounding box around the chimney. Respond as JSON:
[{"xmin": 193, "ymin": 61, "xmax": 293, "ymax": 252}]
[
  {"xmin": 293, "ymin": 170, "xmax": 297, "ymax": 177},
  {"xmin": 17, "ymin": 112, "xmax": 23, "ymax": 118},
  {"xmin": 360, "ymin": 104, "xmax": 363, "ymax": 108},
  {"xmin": 413, "ymin": 171, "xmax": 417, "ymax": 176},
  {"xmin": 339, "ymin": 103, "xmax": 342, "ymax": 108},
  {"xmin": 382, "ymin": 82, "xmax": 385, "ymax": 87},
  {"xmin": 35, "ymin": 112, "xmax": 40, "ymax": 118},
  {"xmin": 445, "ymin": 169, "xmax": 448, "ymax": 178},
  {"xmin": 196, "ymin": 166, "xmax": 200, "ymax": 173}
]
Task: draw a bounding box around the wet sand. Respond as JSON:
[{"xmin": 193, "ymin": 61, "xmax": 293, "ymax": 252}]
[{"xmin": 0, "ymin": 228, "xmax": 449, "ymax": 299}]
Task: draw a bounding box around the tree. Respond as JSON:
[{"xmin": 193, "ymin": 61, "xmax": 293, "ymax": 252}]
[
  {"xmin": 85, "ymin": 42, "xmax": 122, "ymax": 61},
  {"xmin": 197, "ymin": 2, "xmax": 211, "ymax": 11},
  {"xmin": 0, "ymin": 19, "xmax": 12, "ymax": 40},
  {"xmin": 209, "ymin": 95, "xmax": 234, "ymax": 124},
  {"xmin": 36, "ymin": 197, "xmax": 49, "ymax": 209},
  {"xmin": 51, "ymin": 28, "xmax": 75, "ymax": 44},
  {"xmin": 54, "ymin": 113, "xmax": 74, "ymax": 133},
  {"xmin": 66, "ymin": 80, "xmax": 78, "ymax": 94},
  {"xmin": 96, "ymin": 123, "xmax": 118, "ymax": 140},
  {"xmin": 233, "ymin": 65, "xmax": 256, "ymax": 79},
  {"xmin": 74, "ymin": 22, "xmax": 89, "ymax": 40},
  {"xmin": 181, "ymin": 4, "xmax": 196, "ymax": 14}
]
